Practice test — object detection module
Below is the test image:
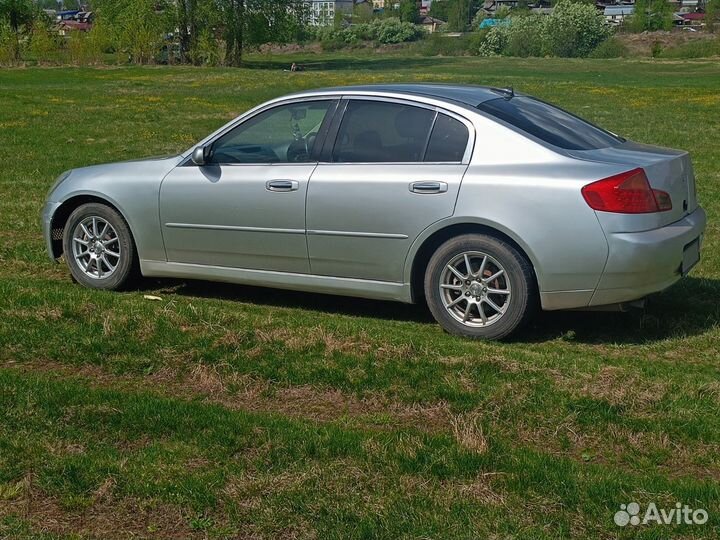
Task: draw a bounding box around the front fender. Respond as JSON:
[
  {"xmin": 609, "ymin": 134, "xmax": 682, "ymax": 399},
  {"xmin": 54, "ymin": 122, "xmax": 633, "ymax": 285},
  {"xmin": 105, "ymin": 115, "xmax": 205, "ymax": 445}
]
[{"xmin": 45, "ymin": 156, "xmax": 182, "ymax": 262}]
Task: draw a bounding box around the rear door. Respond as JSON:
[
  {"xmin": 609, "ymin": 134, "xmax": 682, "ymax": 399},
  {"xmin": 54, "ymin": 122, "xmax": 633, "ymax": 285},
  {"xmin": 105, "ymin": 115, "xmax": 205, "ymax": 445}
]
[{"xmin": 306, "ymin": 98, "xmax": 473, "ymax": 282}]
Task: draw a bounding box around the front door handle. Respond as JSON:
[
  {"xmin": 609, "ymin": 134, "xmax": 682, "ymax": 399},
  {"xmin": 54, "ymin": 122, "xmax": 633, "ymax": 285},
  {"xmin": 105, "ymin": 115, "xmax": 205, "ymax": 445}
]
[
  {"xmin": 266, "ymin": 179, "xmax": 299, "ymax": 192},
  {"xmin": 409, "ymin": 181, "xmax": 448, "ymax": 194}
]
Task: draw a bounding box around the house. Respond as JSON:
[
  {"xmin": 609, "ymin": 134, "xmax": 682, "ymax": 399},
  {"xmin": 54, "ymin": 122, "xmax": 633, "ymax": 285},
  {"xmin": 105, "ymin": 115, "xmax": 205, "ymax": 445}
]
[
  {"xmin": 679, "ymin": 11, "xmax": 705, "ymax": 26},
  {"xmin": 479, "ymin": 17, "xmax": 511, "ymax": 28},
  {"xmin": 54, "ymin": 10, "xmax": 94, "ymax": 36},
  {"xmin": 419, "ymin": 15, "xmax": 444, "ymax": 32},
  {"xmin": 603, "ymin": 5, "xmax": 634, "ymax": 24},
  {"xmin": 306, "ymin": 0, "xmax": 354, "ymax": 26}
]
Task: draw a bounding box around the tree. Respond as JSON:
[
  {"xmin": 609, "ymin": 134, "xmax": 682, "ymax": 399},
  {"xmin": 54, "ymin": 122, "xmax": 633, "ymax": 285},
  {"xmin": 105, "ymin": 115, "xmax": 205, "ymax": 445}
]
[
  {"xmin": 399, "ymin": 0, "xmax": 418, "ymax": 23},
  {"xmin": 706, "ymin": 0, "xmax": 720, "ymax": 33},
  {"xmin": 353, "ymin": 1, "xmax": 373, "ymax": 23},
  {"xmin": 0, "ymin": 0, "xmax": 36, "ymax": 60},
  {"xmin": 627, "ymin": 0, "xmax": 673, "ymax": 32},
  {"xmin": 648, "ymin": 0, "xmax": 673, "ymax": 31},
  {"xmin": 448, "ymin": 0, "xmax": 467, "ymax": 31},
  {"xmin": 446, "ymin": 0, "xmax": 481, "ymax": 31},
  {"xmin": 428, "ymin": 0, "xmax": 450, "ymax": 21},
  {"xmin": 176, "ymin": 0, "xmax": 195, "ymax": 63},
  {"xmin": 219, "ymin": 0, "xmax": 309, "ymax": 67},
  {"xmin": 219, "ymin": 0, "xmax": 244, "ymax": 67},
  {"xmin": 625, "ymin": 0, "xmax": 649, "ymax": 32}
]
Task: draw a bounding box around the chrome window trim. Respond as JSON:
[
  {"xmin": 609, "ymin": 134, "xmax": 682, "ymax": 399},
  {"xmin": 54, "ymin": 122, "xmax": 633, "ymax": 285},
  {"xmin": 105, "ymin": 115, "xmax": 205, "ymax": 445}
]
[{"xmin": 181, "ymin": 92, "xmax": 476, "ymax": 166}]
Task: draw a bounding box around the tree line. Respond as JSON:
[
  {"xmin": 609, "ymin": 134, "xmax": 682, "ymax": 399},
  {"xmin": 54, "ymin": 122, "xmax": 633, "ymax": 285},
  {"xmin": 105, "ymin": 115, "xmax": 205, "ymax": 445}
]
[{"xmin": 0, "ymin": 0, "xmax": 319, "ymax": 65}]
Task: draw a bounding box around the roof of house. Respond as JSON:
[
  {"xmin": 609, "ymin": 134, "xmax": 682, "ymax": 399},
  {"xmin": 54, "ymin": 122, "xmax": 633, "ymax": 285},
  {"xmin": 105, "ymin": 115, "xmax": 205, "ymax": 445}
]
[
  {"xmin": 604, "ymin": 6, "xmax": 634, "ymax": 14},
  {"xmin": 290, "ymin": 84, "xmax": 513, "ymax": 107}
]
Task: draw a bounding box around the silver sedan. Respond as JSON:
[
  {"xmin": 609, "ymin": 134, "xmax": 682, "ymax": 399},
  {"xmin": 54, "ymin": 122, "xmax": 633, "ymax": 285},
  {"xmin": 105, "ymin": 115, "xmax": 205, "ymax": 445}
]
[{"xmin": 42, "ymin": 84, "xmax": 706, "ymax": 339}]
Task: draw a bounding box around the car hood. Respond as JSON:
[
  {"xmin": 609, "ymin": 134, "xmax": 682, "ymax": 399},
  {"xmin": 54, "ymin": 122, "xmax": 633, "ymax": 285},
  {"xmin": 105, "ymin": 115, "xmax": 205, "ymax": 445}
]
[{"xmin": 70, "ymin": 154, "xmax": 183, "ymax": 176}]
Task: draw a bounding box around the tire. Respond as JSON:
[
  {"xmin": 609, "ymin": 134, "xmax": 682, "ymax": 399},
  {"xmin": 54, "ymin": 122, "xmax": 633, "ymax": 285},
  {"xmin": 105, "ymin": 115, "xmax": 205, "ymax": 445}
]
[
  {"xmin": 424, "ymin": 234, "xmax": 537, "ymax": 340},
  {"xmin": 62, "ymin": 203, "xmax": 137, "ymax": 290}
]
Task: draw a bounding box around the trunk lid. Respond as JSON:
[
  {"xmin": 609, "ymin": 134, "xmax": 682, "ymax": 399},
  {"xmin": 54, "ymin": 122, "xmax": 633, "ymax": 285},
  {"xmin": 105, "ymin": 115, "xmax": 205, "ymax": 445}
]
[{"xmin": 568, "ymin": 141, "xmax": 697, "ymax": 228}]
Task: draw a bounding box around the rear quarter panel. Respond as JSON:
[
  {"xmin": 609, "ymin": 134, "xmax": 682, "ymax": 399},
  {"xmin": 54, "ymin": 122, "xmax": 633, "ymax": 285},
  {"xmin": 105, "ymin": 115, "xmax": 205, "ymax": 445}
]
[{"xmin": 450, "ymin": 115, "xmax": 625, "ymax": 301}]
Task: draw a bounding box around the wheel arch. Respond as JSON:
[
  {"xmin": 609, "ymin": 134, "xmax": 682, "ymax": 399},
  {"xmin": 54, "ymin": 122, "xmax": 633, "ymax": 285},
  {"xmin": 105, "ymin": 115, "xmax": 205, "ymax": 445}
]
[
  {"xmin": 406, "ymin": 219, "xmax": 541, "ymax": 304},
  {"xmin": 49, "ymin": 194, "xmax": 134, "ymax": 259}
]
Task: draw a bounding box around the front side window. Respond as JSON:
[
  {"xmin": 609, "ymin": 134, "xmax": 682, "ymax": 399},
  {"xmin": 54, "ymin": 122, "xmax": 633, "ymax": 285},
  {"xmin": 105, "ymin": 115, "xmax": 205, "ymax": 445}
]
[
  {"xmin": 332, "ymin": 101, "xmax": 435, "ymax": 163},
  {"xmin": 210, "ymin": 100, "xmax": 333, "ymax": 164},
  {"xmin": 477, "ymin": 96, "xmax": 623, "ymax": 151}
]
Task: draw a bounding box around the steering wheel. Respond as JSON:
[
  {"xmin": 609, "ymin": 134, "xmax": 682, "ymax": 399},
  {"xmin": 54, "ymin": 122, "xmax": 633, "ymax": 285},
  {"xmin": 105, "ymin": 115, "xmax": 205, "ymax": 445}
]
[{"xmin": 286, "ymin": 132, "xmax": 318, "ymax": 163}]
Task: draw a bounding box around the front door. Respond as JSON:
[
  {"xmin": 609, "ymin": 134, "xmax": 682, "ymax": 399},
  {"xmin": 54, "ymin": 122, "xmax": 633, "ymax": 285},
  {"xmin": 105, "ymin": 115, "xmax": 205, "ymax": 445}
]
[
  {"xmin": 306, "ymin": 99, "xmax": 472, "ymax": 282},
  {"xmin": 159, "ymin": 99, "xmax": 336, "ymax": 273}
]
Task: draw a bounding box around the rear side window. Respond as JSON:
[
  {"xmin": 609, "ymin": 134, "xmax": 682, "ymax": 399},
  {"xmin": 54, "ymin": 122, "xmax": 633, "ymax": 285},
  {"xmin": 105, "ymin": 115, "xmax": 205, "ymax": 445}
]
[
  {"xmin": 425, "ymin": 113, "xmax": 469, "ymax": 162},
  {"xmin": 332, "ymin": 101, "xmax": 434, "ymax": 163},
  {"xmin": 477, "ymin": 96, "xmax": 622, "ymax": 151}
]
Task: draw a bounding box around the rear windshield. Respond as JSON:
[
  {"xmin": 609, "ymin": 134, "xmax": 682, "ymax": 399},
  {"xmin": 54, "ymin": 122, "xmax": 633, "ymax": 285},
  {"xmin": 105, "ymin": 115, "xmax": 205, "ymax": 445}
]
[{"xmin": 477, "ymin": 96, "xmax": 623, "ymax": 151}]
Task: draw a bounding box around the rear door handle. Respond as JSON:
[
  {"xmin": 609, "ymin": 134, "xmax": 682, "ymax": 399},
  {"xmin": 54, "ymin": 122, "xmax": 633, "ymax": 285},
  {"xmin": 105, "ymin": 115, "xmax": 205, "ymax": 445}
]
[
  {"xmin": 266, "ymin": 179, "xmax": 299, "ymax": 192},
  {"xmin": 409, "ymin": 181, "xmax": 448, "ymax": 194}
]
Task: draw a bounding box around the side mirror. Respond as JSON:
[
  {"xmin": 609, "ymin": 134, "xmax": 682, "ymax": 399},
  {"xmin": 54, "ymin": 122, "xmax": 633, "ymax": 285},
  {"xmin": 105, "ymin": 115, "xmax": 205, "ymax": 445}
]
[{"xmin": 191, "ymin": 146, "xmax": 208, "ymax": 166}]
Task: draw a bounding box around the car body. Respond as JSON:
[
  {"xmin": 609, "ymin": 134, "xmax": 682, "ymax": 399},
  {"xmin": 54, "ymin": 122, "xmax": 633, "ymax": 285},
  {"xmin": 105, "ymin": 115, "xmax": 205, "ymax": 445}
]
[{"xmin": 43, "ymin": 84, "xmax": 706, "ymax": 338}]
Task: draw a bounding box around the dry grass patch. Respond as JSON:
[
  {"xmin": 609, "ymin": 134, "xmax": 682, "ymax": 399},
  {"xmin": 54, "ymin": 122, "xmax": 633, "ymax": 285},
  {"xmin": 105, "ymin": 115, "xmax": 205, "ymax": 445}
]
[
  {"xmin": 5, "ymin": 306, "xmax": 63, "ymax": 322},
  {"xmin": 559, "ymin": 365, "xmax": 668, "ymax": 410},
  {"xmin": 0, "ymin": 475, "xmax": 211, "ymax": 540},
  {"xmin": 451, "ymin": 411, "xmax": 488, "ymax": 455},
  {"xmin": 453, "ymin": 474, "xmax": 506, "ymax": 506},
  {"xmin": 697, "ymin": 380, "xmax": 720, "ymax": 405},
  {"xmin": 254, "ymin": 325, "xmax": 418, "ymax": 360},
  {"xmin": 1, "ymin": 360, "xmax": 452, "ymax": 432}
]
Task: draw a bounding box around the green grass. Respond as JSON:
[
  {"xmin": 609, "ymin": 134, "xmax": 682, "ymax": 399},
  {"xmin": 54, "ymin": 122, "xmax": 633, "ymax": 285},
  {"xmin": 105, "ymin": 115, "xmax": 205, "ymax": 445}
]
[{"xmin": 0, "ymin": 55, "xmax": 719, "ymax": 538}]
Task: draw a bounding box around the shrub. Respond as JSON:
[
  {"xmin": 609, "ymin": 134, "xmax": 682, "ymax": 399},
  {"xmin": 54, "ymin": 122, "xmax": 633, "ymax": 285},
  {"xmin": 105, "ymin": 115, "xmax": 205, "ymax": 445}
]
[
  {"xmin": 588, "ymin": 36, "xmax": 628, "ymax": 58},
  {"xmin": 478, "ymin": 2, "xmax": 611, "ymax": 58},
  {"xmin": 659, "ymin": 37, "xmax": 720, "ymax": 59},
  {"xmin": 478, "ymin": 24, "xmax": 508, "ymax": 56},
  {"xmin": 29, "ymin": 24, "xmax": 57, "ymax": 63},
  {"xmin": 190, "ymin": 29, "xmax": 222, "ymax": 66},
  {"xmin": 0, "ymin": 20, "xmax": 16, "ymax": 64},
  {"xmin": 318, "ymin": 18, "xmax": 423, "ymax": 49},
  {"xmin": 505, "ymin": 13, "xmax": 546, "ymax": 57},
  {"xmin": 542, "ymin": 1, "xmax": 612, "ymax": 58},
  {"xmin": 373, "ymin": 18, "xmax": 423, "ymax": 44},
  {"xmin": 420, "ymin": 31, "xmax": 484, "ymax": 56},
  {"xmin": 67, "ymin": 20, "xmax": 115, "ymax": 65}
]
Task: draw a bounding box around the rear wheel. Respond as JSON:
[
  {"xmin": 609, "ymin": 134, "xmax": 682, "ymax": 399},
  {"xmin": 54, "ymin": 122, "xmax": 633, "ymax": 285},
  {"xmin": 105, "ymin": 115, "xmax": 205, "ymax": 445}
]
[
  {"xmin": 424, "ymin": 234, "xmax": 536, "ymax": 340},
  {"xmin": 62, "ymin": 203, "xmax": 136, "ymax": 290}
]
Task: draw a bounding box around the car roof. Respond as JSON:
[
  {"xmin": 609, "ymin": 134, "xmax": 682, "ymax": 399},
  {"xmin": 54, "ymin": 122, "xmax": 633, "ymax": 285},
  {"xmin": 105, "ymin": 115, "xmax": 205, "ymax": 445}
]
[{"xmin": 290, "ymin": 84, "xmax": 511, "ymax": 108}]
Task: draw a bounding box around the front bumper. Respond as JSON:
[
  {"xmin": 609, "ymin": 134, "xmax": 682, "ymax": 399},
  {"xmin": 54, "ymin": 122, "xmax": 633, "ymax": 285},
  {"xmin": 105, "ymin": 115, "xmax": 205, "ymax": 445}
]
[
  {"xmin": 589, "ymin": 206, "xmax": 707, "ymax": 306},
  {"xmin": 42, "ymin": 200, "xmax": 62, "ymax": 262}
]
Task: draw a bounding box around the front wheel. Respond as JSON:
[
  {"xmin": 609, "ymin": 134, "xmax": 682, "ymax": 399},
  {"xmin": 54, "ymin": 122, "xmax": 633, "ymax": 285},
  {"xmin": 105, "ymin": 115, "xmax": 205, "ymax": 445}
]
[
  {"xmin": 424, "ymin": 234, "xmax": 537, "ymax": 340},
  {"xmin": 62, "ymin": 203, "xmax": 137, "ymax": 290}
]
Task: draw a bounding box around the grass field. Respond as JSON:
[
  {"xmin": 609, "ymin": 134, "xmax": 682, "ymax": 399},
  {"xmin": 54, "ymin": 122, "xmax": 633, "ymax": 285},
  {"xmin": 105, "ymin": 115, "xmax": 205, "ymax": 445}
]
[{"xmin": 1, "ymin": 55, "xmax": 719, "ymax": 539}]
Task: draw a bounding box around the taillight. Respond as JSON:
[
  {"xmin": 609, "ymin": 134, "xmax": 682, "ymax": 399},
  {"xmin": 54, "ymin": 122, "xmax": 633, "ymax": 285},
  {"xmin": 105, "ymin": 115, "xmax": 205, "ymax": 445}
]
[{"xmin": 581, "ymin": 168, "xmax": 672, "ymax": 214}]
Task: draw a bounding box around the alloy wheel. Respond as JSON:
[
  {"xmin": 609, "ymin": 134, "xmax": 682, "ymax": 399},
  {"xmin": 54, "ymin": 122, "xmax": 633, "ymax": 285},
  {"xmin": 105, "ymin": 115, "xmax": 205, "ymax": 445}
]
[
  {"xmin": 71, "ymin": 216, "xmax": 122, "ymax": 280},
  {"xmin": 439, "ymin": 251, "xmax": 512, "ymax": 327}
]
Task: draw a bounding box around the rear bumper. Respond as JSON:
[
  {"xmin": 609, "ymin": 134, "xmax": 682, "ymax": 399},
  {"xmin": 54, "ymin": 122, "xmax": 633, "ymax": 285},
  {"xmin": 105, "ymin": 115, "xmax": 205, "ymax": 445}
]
[{"xmin": 589, "ymin": 206, "xmax": 706, "ymax": 306}]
